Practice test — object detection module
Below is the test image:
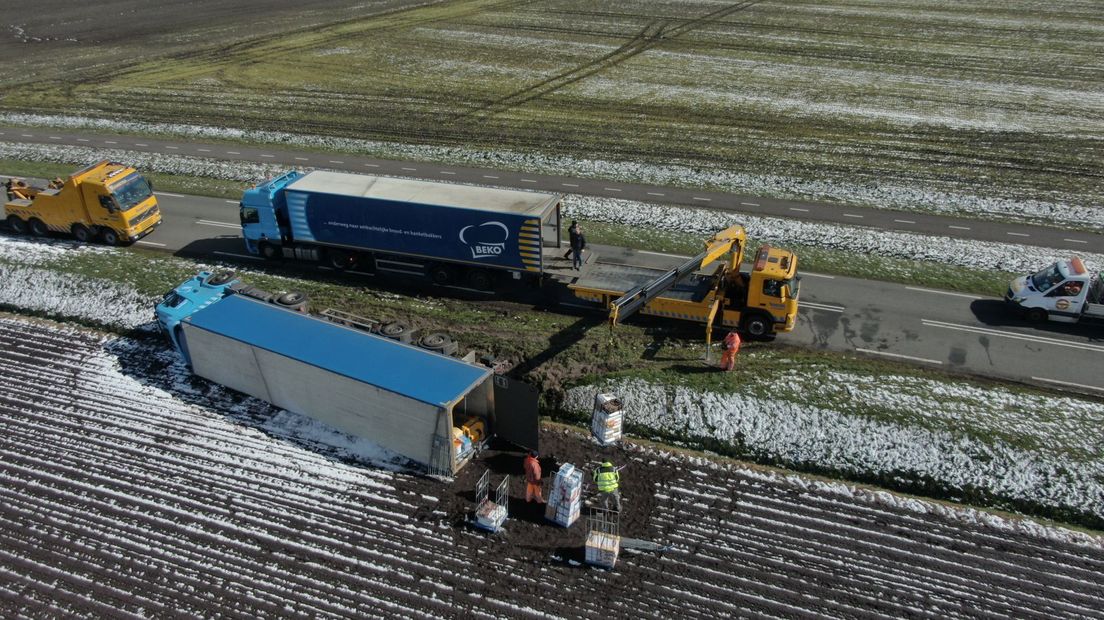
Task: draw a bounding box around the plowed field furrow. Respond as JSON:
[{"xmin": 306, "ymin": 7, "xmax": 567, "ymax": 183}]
[
  {"xmin": 666, "ymin": 477, "xmax": 1104, "ymax": 593},
  {"xmin": 0, "ymin": 549, "xmax": 149, "ymax": 618}
]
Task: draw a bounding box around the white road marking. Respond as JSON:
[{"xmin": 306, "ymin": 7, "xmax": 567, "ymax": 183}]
[
  {"xmin": 801, "ymin": 272, "xmax": 835, "ymax": 279},
  {"xmin": 329, "ymin": 160, "xmax": 344, "ymax": 164},
  {"xmin": 802, "ymin": 301, "xmax": 845, "ymax": 313},
  {"xmin": 563, "ymin": 183, "xmax": 579, "ymax": 187},
  {"xmin": 949, "ymin": 225, "xmax": 971, "ymax": 230},
  {"xmin": 856, "ymin": 348, "xmax": 942, "ymax": 365},
  {"xmin": 921, "ymin": 319, "xmax": 1104, "ymax": 353},
  {"xmin": 1065, "ymin": 238, "xmax": 1088, "ymax": 244},
  {"xmin": 843, "ymin": 213, "xmax": 863, "ymax": 218},
  {"xmin": 49, "ymin": 136, "xmax": 61, "ymax": 140},
  {"xmin": 1006, "ymin": 232, "xmax": 1029, "ymax": 237},
  {"xmin": 77, "ymin": 138, "xmax": 89, "ymax": 142},
  {"xmin": 741, "ymin": 202, "xmax": 759, "ymax": 207},
  {"xmin": 894, "ymin": 219, "xmax": 916, "ymax": 224},
  {"xmin": 104, "ymin": 140, "xmax": 117, "ymax": 144},
  {"xmin": 402, "ymin": 167, "xmax": 417, "ymax": 171},
  {"xmin": 1031, "ymin": 376, "xmax": 1104, "ymax": 393},
  {"xmin": 165, "ymin": 145, "xmax": 179, "ymax": 150},
  {"xmin": 136, "ymin": 240, "xmax": 166, "ymax": 247},
  {"xmin": 789, "ymin": 207, "xmax": 809, "ymax": 212},
  {"xmin": 647, "ymin": 192, "xmax": 664, "ymax": 196},
  {"xmin": 21, "ymin": 134, "xmax": 34, "ymax": 137},
  {"xmin": 198, "ymin": 148, "xmax": 213, "ymax": 152},
  {"xmin": 440, "ymin": 171, "xmax": 456, "ymax": 175},
  {"xmin": 483, "ymin": 174, "xmax": 499, "ymax": 179},
  {"xmin": 213, "ymin": 251, "xmax": 261, "ymax": 261},
  {"xmin": 227, "ymin": 151, "xmax": 240, "ymax": 155},
  {"xmin": 155, "ymin": 192, "xmax": 185, "ymax": 198},
  {"xmin": 693, "ymin": 197, "xmax": 711, "ymax": 202},
  {"xmin": 365, "ymin": 163, "xmax": 379, "ymax": 168},
  {"xmin": 604, "ymin": 187, "xmax": 622, "ymax": 192},
  {"xmin": 521, "ymin": 179, "xmax": 537, "ymax": 183},
  {"xmin": 196, "ymin": 219, "xmax": 239, "ymax": 229},
  {"xmin": 136, "ymin": 143, "xmax": 149, "ymax": 147},
  {"xmin": 295, "ymin": 157, "xmax": 309, "ymax": 161},
  {"xmin": 224, "ymin": 200, "xmax": 239, "ymax": 204},
  {"xmin": 905, "ymin": 286, "xmax": 983, "ymax": 300},
  {"xmin": 261, "ymin": 154, "xmax": 274, "ymax": 158}
]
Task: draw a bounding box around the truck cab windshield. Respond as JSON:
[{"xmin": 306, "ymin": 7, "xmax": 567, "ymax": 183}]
[
  {"xmin": 111, "ymin": 174, "xmax": 154, "ymax": 211},
  {"xmin": 1030, "ymin": 264, "xmax": 1064, "ymax": 291}
]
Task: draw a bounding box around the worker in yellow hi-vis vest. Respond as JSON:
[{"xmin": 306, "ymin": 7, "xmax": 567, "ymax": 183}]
[{"xmin": 592, "ymin": 461, "xmax": 622, "ymax": 512}]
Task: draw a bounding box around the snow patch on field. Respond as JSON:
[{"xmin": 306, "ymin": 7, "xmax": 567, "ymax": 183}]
[
  {"xmin": 0, "ymin": 261, "xmax": 158, "ymax": 330},
  {"xmin": 1, "ymin": 113, "xmax": 1094, "ymax": 226},
  {"xmin": 566, "ymin": 378, "xmax": 1104, "ymax": 523}
]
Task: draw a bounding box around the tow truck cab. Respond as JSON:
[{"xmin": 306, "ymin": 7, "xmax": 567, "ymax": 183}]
[{"xmin": 1006, "ymin": 257, "xmax": 1104, "ymax": 324}]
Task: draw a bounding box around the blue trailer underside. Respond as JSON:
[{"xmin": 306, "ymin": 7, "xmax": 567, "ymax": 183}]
[{"xmin": 185, "ymin": 295, "xmax": 490, "ymax": 408}]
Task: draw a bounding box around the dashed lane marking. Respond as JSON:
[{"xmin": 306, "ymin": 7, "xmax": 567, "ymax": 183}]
[
  {"xmin": 894, "ymin": 219, "xmax": 916, "ymax": 224},
  {"xmin": 136, "ymin": 143, "xmax": 149, "ymax": 147},
  {"xmin": 260, "ymin": 154, "xmax": 274, "ymax": 158},
  {"xmin": 843, "ymin": 213, "xmax": 863, "ymax": 218},
  {"xmin": 905, "ymin": 286, "xmax": 983, "ymax": 300},
  {"xmin": 521, "ymin": 179, "xmax": 537, "ymax": 183},
  {"xmin": 77, "ymin": 138, "xmax": 90, "ymax": 142},
  {"xmin": 365, "ymin": 163, "xmax": 379, "ymax": 168},
  {"xmin": 440, "ymin": 171, "xmax": 456, "ymax": 175},
  {"xmin": 693, "ymin": 197, "xmax": 711, "ymax": 202},
  {"xmin": 227, "ymin": 151, "xmax": 240, "ymax": 155},
  {"xmin": 155, "ymin": 192, "xmax": 185, "ymax": 198},
  {"xmin": 330, "ymin": 160, "xmax": 344, "ymax": 164},
  {"xmin": 49, "ymin": 136, "xmax": 61, "ymax": 140},
  {"xmin": 483, "ymin": 175, "xmax": 499, "ymax": 179},
  {"xmin": 855, "ymin": 348, "xmax": 942, "ymax": 365},
  {"xmin": 1065, "ymin": 238, "xmax": 1088, "ymax": 244},
  {"xmin": 789, "ymin": 207, "xmax": 809, "ymax": 212},
  {"xmin": 104, "ymin": 140, "xmax": 117, "ymax": 144},
  {"xmin": 647, "ymin": 192, "xmax": 664, "ymax": 196},
  {"xmin": 165, "ymin": 146, "xmax": 179, "ymax": 150},
  {"xmin": 136, "ymin": 240, "xmax": 166, "ymax": 247},
  {"xmin": 604, "ymin": 187, "xmax": 622, "ymax": 192},
  {"xmin": 563, "ymin": 183, "xmax": 579, "ymax": 187},
  {"xmin": 740, "ymin": 202, "xmax": 759, "ymax": 207},
  {"xmin": 295, "ymin": 157, "xmax": 309, "ymax": 161},
  {"xmin": 949, "ymin": 225, "xmax": 971, "ymax": 230},
  {"xmin": 801, "ymin": 272, "xmax": 835, "ymax": 279},
  {"xmin": 402, "ymin": 167, "xmax": 417, "ymax": 171},
  {"xmin": 921, "ymin": 319, "xmax": 1104, "ymax": 353},
  {"xmin": 1007, "ymin": 232, "xmax": 1029, "ymax": 237},
  {"xmin": 1031, "ymin": 376, "xmax": 1104, "ymax": 393}
]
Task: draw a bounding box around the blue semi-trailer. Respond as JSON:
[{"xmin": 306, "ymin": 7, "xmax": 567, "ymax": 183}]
[
  {"xmin": 155, "ymin": 271, "xmax": 539, "ymax": 475},
  {"xmin": 239, "ymin": 170, "xmax": 563, "ymax": 289}
]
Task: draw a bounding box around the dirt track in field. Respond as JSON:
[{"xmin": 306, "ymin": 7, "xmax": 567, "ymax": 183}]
[{"xmin": 1, "ymin": 317, "xmax": 1103, "ymax": 617}]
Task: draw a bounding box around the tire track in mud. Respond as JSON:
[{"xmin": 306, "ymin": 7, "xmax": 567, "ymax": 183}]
[
  {"xmin": 459, "ymin": 1, "xmax": 763, "ymax": 120},
  {"xmin": 1, "ymin": 317, "xmax": 1104, "ymax": 618}
]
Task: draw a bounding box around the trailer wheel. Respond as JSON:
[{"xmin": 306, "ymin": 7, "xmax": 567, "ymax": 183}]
[
  {"xmin": 100, "ymin": 227, "xmax": 120, "ymax": 246},
  {"xmin": 429, "ymin": 264, "xmax": 453, "ymax": 286},
  {"xmin": 328, "ymin": 249, "xmax": 357, "ymax": 270},
  {"xmin": 741, "ymin": 313, "xmax": 772, "ymax": 339},
  {"xmin": 6, "ymin": 215, "xmax": 27, "ymax": 235},
  {"xmin": 418, "ymin": 332, "xmax": 455, "ymax": 353},
  {"xmin": 275, "ymin": 291, "xmax": 307, "ymax": 307},
  {"xmin": 259, "ymin": 241, "xmax": 281, "ymax": 261},
  {"xmin": 28, "ymin": 218, "xmax": 49, "ymax": 236},
  {"xmin": 205, "ymin": 270, "xmax": 236, "ymax": 286},
  {"xmin": 379, "ymin": 321, "xmax": 412, "ymax": 341},
  {"xmin": 1026, "ymin": 307, "xmax": 1047, "ymax": 323},
  {"xmin": 71, "ymin": 224, "xmax": 92, "ymax": 243},
  {"xmin": 467, "ymin": 269, "xmax": 493, "ymax": 291}
]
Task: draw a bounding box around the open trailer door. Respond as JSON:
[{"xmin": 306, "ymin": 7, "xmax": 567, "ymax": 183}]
[{"xmin": 493, "ymin": 375, "xmax": 539, "ymax": 451}]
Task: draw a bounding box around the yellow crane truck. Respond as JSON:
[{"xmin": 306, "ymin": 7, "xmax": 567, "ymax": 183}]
[
  {"xmin": 4, "ymin": 160, "xmax": 161, "ymax": 245},
  {"xmin": 569, "ymin": 225, "xmax": 799, "ymax": 344}
]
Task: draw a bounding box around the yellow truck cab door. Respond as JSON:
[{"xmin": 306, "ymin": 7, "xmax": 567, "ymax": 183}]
[{"xmin": 82, "ymin": 182, "xmax": 117, "ymax": 227}]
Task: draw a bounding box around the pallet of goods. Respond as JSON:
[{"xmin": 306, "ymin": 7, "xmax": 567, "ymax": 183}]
[
  {"xmin": 585, "ymin": 531, "xmax": 620, "ymax": 568},
  {"xmin": 475, "ymin": 500, "xmax": 507, "ymax": 532},
  {"xmin": 591, "ymin": 393, "xmax": 623, "ymax": 446},
  {"xmin": 544, "ymin": 463, "xmax": 583, "ymax": 527}
]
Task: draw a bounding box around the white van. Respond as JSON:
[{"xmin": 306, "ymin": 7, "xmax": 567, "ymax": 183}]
[{"xmin": 1005, "ymin": 257, "xmax": 1104, "ymax": 324}]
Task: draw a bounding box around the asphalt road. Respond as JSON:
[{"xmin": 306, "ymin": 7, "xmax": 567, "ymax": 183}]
[
  {"xmin": 2, "ymin": 125, "xmax": 1101, "ymax": 252},
  {"xmin": 132, "ymin": 190, "xmax": 1104, "ymax": 395}
]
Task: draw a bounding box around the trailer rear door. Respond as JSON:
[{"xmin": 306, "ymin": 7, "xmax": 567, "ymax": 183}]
[{"xmin": 493, "ymin": 375, "xmax": 539, "ymax": 451}]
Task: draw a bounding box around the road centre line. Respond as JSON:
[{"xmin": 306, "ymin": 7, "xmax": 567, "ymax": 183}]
[
  {"xmin": 521, "ymin": 179, "xmax": 537, "ymax": 183},
  {"xmin": 604, "ymin": 187, "xmax": 622, "ymax": 192},
  {"xmin": 330, "ymin": 160, "xmax": 344, "ymax": 164},
  {"xmin": 693, "ymin": 197, "xmax": 711, "ymax": 202},
  {"xmin": 197, "ymin": 148, "xmax": 211, "ymax": 152},
  {"xmin": 1031, "ymin": 376, "xmax": 1104, "ymax": 393},
  {"xmin": 365, "ymin": 163, "xmax": 379, "ymax": 168},
  {"xmin": 196, "ymin": 219, "xmax": 239, "ymax": 229},
  {"xmin": 949, "ymin": 225, "xmax": 971, "ymax": 230},
  {"xmin": 894, "ymin": 219, "xmax": 915, "ymax": 224},
  {"xmin": 401, "ymin": 167, "xmax": 417, "ymax": 171},
  {"xmin": 295, "ymin": 157, "xmax": 309, "ymax": 161},
  {"xmin": 856, "ymin": 348, "xmax": 942, "ymax": 365},
  {"xmin": 213, "ymin": 251, "xmax": 261, "ymax": 261},
  {"xmin": 741, "ymin": 202, "xmax": 759, "ymax": 207},
  {"xmin": 104, "ymin": 140, "xmax": 117, "ymax": 144},
  {"xmin": 77, "ymin": 138, "xmax": 89, "ymax": 142},
  {"xmin": 49, "ymin": 136, "xmax": 61, "ymax": 140},
  {"xmin": 789, "ymin": 207, "xmax": 809, "ymax": 212},
  {"xmin": 261, "ymin": 154, "xmax": 274, "ymax": 158},
  {"xmin": 1065, "ymin": 238, "xmax": 1088, "ymax": 244},
  {"xmin": 647, "ymin": 192, "xmax": 664, "ymax": 196},
  {"xmin": 165, "ymin": 145, "xmax": 179, "ymax": 149},
  {"xmin": 802, "ymin": 301, "xmax": 845, "ymax": 313},
  {"xmin": 843, "ymin": 213, "xmax": 863, "ymax": 218},
  {"xmin": 440, "ymin": 171, "xmax": 456, "ymax": 175},
  {"xmin": 136, "ymin": 240, "xmax": 166, "ymax": 247},
  {"xmin": 483, "ymin": 175, "xmax": 499, "ymax": 179},
  {"xmin": 905, "ymin": 286, "xmax": 983, "ymax": 300},
  {"xmin": 921, "ymin": 319, "xmax": 1104, "ymax": 353},
  {"xmin": 155, "ymin": 192, "xmax": 185, "ymax": 198},
  {"xmin": 136, "ymin": 143, "xmax": 149, "ymax": 146},
  {"xmin": 224, "ymin": 200, "xmax": 239, "ymax": 204},
  {"xmin": 1006, "ymin": 232, "xmax": 1029, "ymax": 237},
  {"xmin": 20, "ymin": 134, "xmax": 33, "ymax": 137},
  {"xmin": 801, "ymin": 272, "xmax": 835, "ymax": 279},
  {"xmin": 227, "ymin": 151, "xmax": 240, "ymax": 155},
  {"xmin": 563, "ymin": 183, "xmax": 579, "ymax": 187}
]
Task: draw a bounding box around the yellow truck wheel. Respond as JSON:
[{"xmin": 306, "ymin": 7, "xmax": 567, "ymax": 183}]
[
  {"xmin": 29, "ymin": 218, "xmax": 49, "ymax": 236},
  {"xmin": 71, "ymin": 224, "xmax": 92, "ymax": 243},
  {"xmin": 100, "ymin": 228, "xmax": 120, "ymax": 245},
  {"xmin": 6, "ymin": 215, "xmax": 27, "ymax": 234}
]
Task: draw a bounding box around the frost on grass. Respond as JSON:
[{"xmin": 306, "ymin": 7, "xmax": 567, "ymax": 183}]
[
  {"xmin": 0, "ymin": 262, "xmax": 158, "ymax": 330},
  {"xmin": 565, "ymin": 377, "xmax": 1104, "ymax": 522},
  {"xmin": 1, "ymin": 113, "xmax": 1096, "ymax": 227}
]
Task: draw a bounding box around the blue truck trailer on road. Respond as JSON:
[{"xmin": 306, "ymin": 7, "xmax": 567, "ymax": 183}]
[
  {"xmin": 156, "ymin": 271, "xmax": 539, "ymax": 475},
  {"xmin": 240, "ymin": 170, "xmax": 563, "ymax": 289}
]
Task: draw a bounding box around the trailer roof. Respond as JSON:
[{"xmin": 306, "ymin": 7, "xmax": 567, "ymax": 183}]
[
  {"xmin": 288, "ymin": 170, "xmax": 561, "ymax": 219},
  {"xmin": 186, "ymin": 295, "xmax": 491, "ymax": 408}
]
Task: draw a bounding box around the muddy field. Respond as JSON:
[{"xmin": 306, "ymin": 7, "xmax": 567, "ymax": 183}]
[{"xmin": 2, "ymin": 317, "xmax": 1103, "ymax": 617}]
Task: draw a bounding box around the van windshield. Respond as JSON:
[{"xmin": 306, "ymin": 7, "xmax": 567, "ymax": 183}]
[
  {"xmin": 1030, "ymin": 264, "xmax": 1064, "ymax": 291},
  {"xmin": 111, "ymin": 173, "xmax": 154, "ymax": 211}
]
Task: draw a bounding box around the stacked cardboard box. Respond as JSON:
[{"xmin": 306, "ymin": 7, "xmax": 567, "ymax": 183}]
[
  {"xmin": 585, "ymin": 531, "xmax": 620, "ymax": 568},
  {"xmin": 591, "ymin": 393, "xmax": 623, "ymax": 446},
  {"xmin": 475, "ymin": 500, "xmax": 507, "ymax": 531},
  {"xmin": 544, "ymin": 463, "xmax": 583, "ymax": 527}
]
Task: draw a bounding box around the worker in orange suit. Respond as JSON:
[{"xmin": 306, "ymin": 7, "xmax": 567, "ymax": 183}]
[
  {"xmin": 719, "ymin": 330, "xmax": 741, "ymax": 371},
  {"xmin": 523, "ymin": 450, "xmax": 545, "ymax": 503}
]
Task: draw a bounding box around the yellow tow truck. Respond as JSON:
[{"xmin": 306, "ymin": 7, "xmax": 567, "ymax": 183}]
[
  {"xmin": 569, "ymin": 225, "xmax": 799, "ymax": 344},
  {"xmin": 4, "ymin": 160, "xmax": 161, "ymax": 245}
]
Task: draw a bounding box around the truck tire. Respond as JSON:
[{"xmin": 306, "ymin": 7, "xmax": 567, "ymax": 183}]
[
  {"xmin": 28, "ymin": 218, "xmax": 49, "ymax": 236},
  {"xmin": 275, "ymin": 291, "xmax": 307, "ymax": 307},
  {"xmin": 71, "ymin": 224, "xmax": 92, "ymax": 243},
  {"xmin": 99, "ymin": 227, "xmax": 120, "ymax": 246},
  {"xmin": 205, "ymin": 271, "xmax": 236, "ymax": 286},
  {"xmin": 259, "ymin": 241, "xmax": 281, "ymax": 261},
  {"xmin": 328, "ymin": 249, "xmax": 357, "ymax": 270},
  {"xmin": 467, "ymin": 269, "xmax": 493, "ymax": 291},
  {"xmin": 418, "ymin": 332, "xmax": 458, "ymax": 356},
  {"xmin": 429, "ymin": 264, "xmax": 453, "ymax": 286},
  {"xmin": 379, "ymin": 321, "xmax": 413, "ymax": 342},
  {"xmin": 1026, "ymin": 307, "xmax": 1047, "ymax": 323},
  {"xmin": 6, "ymin": 215, "xmax": 27, "ymax": 235},
  {"xmin": 741, "ymin": 313, "xmax": 772, "ymax": 339}
]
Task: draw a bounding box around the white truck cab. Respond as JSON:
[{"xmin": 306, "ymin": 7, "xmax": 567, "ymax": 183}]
[{"xmin": 1006, "ymin": 257, "xmax": 1104, "ymax": 324}]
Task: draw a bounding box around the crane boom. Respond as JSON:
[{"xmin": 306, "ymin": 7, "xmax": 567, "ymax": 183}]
[{"xmin": 608, "ymin": 225, "xmax": 746, "ymax": 326}]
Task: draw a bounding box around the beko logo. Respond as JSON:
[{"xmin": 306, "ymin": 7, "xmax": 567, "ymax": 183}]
[{"xmin": 459, "ymin": 221, "xmax": 509, "ymax": 259}]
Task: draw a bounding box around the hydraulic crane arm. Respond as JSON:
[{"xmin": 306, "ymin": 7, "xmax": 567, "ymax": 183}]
[{"xmin": 608, "ymin": 225, "xmax": 746, "ymax": 326}]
